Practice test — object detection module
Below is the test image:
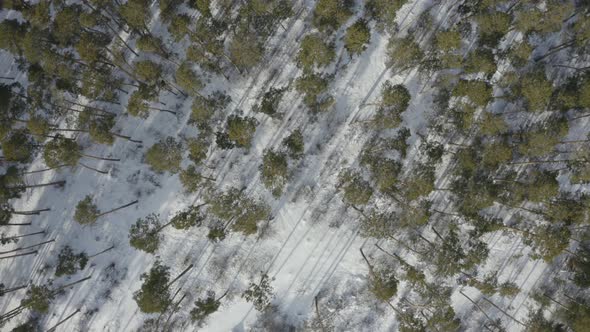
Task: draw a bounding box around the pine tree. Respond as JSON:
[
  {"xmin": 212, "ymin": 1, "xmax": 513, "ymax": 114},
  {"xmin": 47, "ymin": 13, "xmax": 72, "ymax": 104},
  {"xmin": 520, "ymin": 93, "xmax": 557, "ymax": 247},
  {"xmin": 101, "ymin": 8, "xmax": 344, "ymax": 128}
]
[
  {"xmin": 55, "ymin": 246, "xmax": 88, "ymax": 277},
  {"xmin": 190, "ymin": 291, "xmax": 221, "ymax": 322},
  {"xmin": 297, "ymin": 34, "xmax": 335, "ymax": 71},
  {"xmin": 366, "ymin": 0, "xmax": 407, "ymax": 31},
  {"xmin": 133, "ymin": 261, "xmax": 172, "ymax": 313},
  {"xmin": 435, "ymin": 30, "xmax": 461, "ymax": 52},
  {"xmin": 312, "ymin": 0, "xmax": 353, "ymax": 31},
  {"xmin": 128, "ymin": 214, "xmax": 163, "ymax": 254},
  {"xmin": 260, "ymin": 149, "xmax": 289, "ymax": 197},
  {"xmin": 387, "ymin": 36, "xmax": 423, "ymax": 71},
  {"xmin": 337, "ymin": 170, "xmax": 373, "ymax": 206},
  {"xmin": 2, "ymin": 129, "xmax": 35, "ymax": 162},
  {"xmin": 224, "ymin": 115, "xmax": 258, "ymax": 148},
  {"xmin": 145, "ymin": 137, "xmax": 183, "ymax": 173},
  {"xmin": 206, "ymin": 188, "xmax": 271, "ymax": 235},
  {"xmin": 242, "ymin": 273, "xmax": 274, "ymax": 312},
  {"xmin": 21, "ymin": 285, "xmax": 54, "ymax": 313},
  {"xmin": 282, "ymin": 130, "xmax": 304, "ymax": 160},
  {"xmin": 229, "ymin": 30, "xmax": 263, "ymax": 71},
  {"xmin": 520, "ymin": 70, "xmax": 553, "ymax": 112},
  {"xmin": 74, "ymin": 195, "xmax": 100, "ymax": 225},
  {"xmin": 175, "ymin": 62, "xmax": 203, "ymax": 96},
  {"xmin": 344, "ymin": 20, "xmax": 371, "ymax": 55},
  {"xmin": 134, "ymin": 60, "xmax": 163, "ymax": 84},
  {"xmin": 254, "ymin": 87, "xmax": 285, "ymax": 117},
  {"xmin": 179, "ymin": 165, "xmax": 213, "ymax": 193},
  {"xmin": 170, "ymin": 205, "xmax": 204, "ymax": 230},
  {"xmin": 295, "ymin": 73, "xmax": 332, "ymax": 111},
  {"xmin": 453, "ymin": 80, "xmax": 492, "ymax": 107},
  {"xmin": 186, "ymin": 137, "xmax": 209, "ymax": 164},
  {"xmin": 463, "ymin": 49, "xmax": 496, "ymax": 76}
]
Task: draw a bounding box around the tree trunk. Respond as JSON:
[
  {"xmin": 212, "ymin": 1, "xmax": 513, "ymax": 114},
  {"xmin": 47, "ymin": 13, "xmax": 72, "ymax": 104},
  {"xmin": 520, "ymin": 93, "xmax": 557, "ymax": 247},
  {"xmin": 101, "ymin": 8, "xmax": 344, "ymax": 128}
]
[
  {"xmin": 148, "ymin": 107, "xmax": 177, "ymax": 115},
  {"xmin": 97, "ymin": 200, "xmax": 138, "ymax": 217},
  {"xmin": 0, "ymin": 284, "xmax": 27, "ymax": 296},
  {"xmin": 166, "ymin": 264, "xmax": 194, "ymax": 288},
  {"xmin": 111, "ymin": 132, "xmax": 142, "ymax": 144},
  {"xmin": 80, "ymin": 153, "xmax": 120, "ymax": 162},
  {"xmin": 1, "ymin": 222, "xmax": 32, "ymax": 226},
  {"xmin": 11, "ymin": 208, "xmax": 51, "ymax": 215},
  {"xmin": 216, "ymin": 289, "xmax": 229, "ymax": 302},
  {"xmin": 359, "ymin": 248, "xmax": 375, "ymax": 276},
  {"xmin": 458, "ymin": 290, "xmax": 496, "ymax": 326},
  {"xmin": 79, "ymin": 163, "xmax": 109, "ymax": 174},
  {"xmin": 480, "ymin": 296, "xmax": 527, "ymax": 326},
  {"xmin": 10, "ymin": 180, "xmax": 65, "ymax": 189},
  {"xmin": 50, "ymin": 128, "xmax": 88, "ymax": 133},
  {"xmin": 0, "ymin": 239, "xmax": 55, "ymax": 255},
  {"xmin": 534, "ymin": 40, "xmax": 577, "ymax": 61},
  {"xmin": 314, "ymin": 296, "xmax": 327, "ymax": 332},
  {"xmin": 46, "ymin": 308, "xmax": 81, "ymax": 332},
  {"xmin": 1, "ymin": 230, "xmax": 45, "ymax": 241},
  {"xmin": 542, "ymin": 293, "xmax": 570, "ymax": 310},
  {"xmin": 0, "ymin": 250, "xmax": 37, "ymax": 260},
  {"xmin": 20, "ymin": 165, "xmax": 67, "ymax": 174},
  {"xmin": 89, "ymin": 245, "xmax": 115, "ymax": 258},
  {"xmin": 52, "ymin": 276, "xmax": 92, "ymax": 294}
]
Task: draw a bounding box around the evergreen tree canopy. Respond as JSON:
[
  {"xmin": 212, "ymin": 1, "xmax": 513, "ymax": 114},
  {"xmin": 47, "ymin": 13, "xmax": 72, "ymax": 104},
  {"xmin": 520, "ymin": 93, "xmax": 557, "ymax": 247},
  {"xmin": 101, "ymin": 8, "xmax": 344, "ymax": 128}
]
[
  {"xmin": 133, "ymin": 261, "xmax": 172, "ymax": 313},
  {"xmin": 128, "ymin": 214, "xmax": 162, "ymax": 254},
  {"xmin": 145, "ymin": 137, "xmax": 183, "ymax": 173}
]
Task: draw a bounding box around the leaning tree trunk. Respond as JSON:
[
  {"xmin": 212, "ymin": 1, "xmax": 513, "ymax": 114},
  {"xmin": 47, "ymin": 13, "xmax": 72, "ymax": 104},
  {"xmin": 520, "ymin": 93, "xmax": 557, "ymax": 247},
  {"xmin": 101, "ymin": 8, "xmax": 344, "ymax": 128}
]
[
  {"xmin": 46, "ymin": 308, "xmax": 81, "ymax": 332},
  {"xmin": 11, "ymin": 208, "xmax": 51, "ymax": 215},
  {"xmin": 88, "ymin": 245, "xmax": 115, "ymax": 258},
  {"xmin": 80, "ymin": 153, "xmax": 120, "ymax": 162},
  {"xmin": 0, "ymin": 250, "xmax": 37, "ymax": 260},
  {"xmin": 0, "ymin": 284, "xmax": 27, "ymax": 296},
  {"xmin": 20, "ymin": 165, "xmax": 67, "ymax": 174},
  {"xmin": 97, "ymin": 200, "xmax": 138, "ymax": 217},
  {"xmin": 166, "ymin": 264, "xmax": 194, "ymax": 288},
  {"xmin": 10, "ymin": 180, "xmax": 65, "ymax": 189},
  {"xmin": 1, "ymin": 230, "xmax": 45, "ymax": 241},
  {"xmin": 79, "ymin": 163, "xmax": 109, "ymax": 174},
  {"xmin": 52, "ymin": 276, "xmax": 92, "ymax": 294},
  {"xmin": 0, "ymin": 239, "xmax": 55, "ymax": 255}
]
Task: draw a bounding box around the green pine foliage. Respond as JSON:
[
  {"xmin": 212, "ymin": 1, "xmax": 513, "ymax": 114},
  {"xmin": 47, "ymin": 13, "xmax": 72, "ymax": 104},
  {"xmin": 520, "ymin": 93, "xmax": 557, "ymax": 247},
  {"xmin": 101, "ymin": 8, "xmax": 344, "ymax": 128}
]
[
  {"xmin": 145, "ymin": 137, "xmax": 183, "ymax": 173},
  {"xmin": 297, "ymin": 35, "xmax": 335, "ymax": 71},
  {"xmin": 128, "ymin": 214, "xmax": 162, "ymax": 254},
  {"xmin": 190, "ymin": 293, "xmax": 220, "ymax": 322},
  {"xmin": 282, "ymin": 130, "xmax": 304, "ymax": 159},
  {"xmin": 312, "ymin": 0, "xmax": 353, "ymax": 31},
  {"xmin": 21, "ymin": 285, "xmax": 54, "ymax": 313},
  {"xmin": 344, "ymin": 20, "xmax": 371, "ymax": 55},
  {"xmin": 55, "ymin": 246, "xmax": 88, "ymax": 277},
  {"xmin": 133, "ymin": 261, "xmax": 171, "ymax": 313},
  {"xmin": 242, "ymin": 273, "xmax": 274, "ymax": 312},
  {"xmin": 337, "ymin": 170, "xmax": 373, "ymax": 206},
  {"xmin": 260, "ymin": 149, "xmax": 289, "ymax": 196},
  {"xmin": 74, "ymin": 195, "xmax": 100, "ymax": 225},
  {"xmin": 170, "ymin": 205, "xmax": 204, "ymax": 230}
]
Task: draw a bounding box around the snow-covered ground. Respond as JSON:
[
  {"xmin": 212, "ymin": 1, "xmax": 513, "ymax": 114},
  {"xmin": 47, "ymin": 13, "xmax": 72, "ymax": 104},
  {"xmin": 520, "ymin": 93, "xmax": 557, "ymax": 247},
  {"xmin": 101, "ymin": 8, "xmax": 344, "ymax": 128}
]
[{"xmin": 1, "ymin": 0, "xmax": 584, "ymax": 331}]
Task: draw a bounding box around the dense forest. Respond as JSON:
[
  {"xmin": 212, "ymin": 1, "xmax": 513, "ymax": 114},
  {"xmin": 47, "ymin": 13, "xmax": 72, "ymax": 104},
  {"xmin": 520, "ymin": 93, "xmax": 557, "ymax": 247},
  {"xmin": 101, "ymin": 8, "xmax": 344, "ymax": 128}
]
[{"xmin": 0, "ymin": 0, "xmax": 589, "ymax": 331}]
